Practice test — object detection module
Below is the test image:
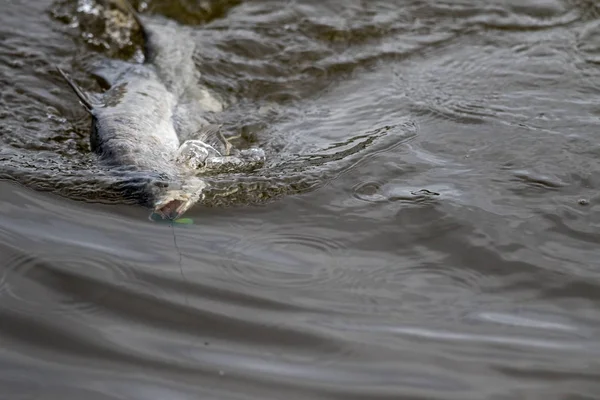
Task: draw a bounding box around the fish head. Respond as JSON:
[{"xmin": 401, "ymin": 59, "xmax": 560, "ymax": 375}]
[{"xmin": 151, "ymin": 176, "xmax": 208, "ymax": 220}]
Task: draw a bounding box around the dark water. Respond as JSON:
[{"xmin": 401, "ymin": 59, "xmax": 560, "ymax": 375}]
[{"xmin": 2, "ymin": 0, "xmax": 600, "ymax": 398}]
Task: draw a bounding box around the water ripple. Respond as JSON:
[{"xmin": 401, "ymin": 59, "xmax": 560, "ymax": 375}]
[
  {"xmin": 0, "ymin": 248, "xmax": 136, "ymax": 316},
  {"xmin": 221, "ymin": 223, "xmax": 346, "ymax": 290},
  {"xmin": 3, "ymin": 0, "xmax": 600, "ymax": 399}
]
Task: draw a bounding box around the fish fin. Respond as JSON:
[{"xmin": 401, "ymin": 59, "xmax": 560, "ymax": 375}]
[
  {"xmin": 110, "ymin": 0, "xmax": 150, "ymax": 50},
  {"xmin": 90, "ymin": 58, "xmax": 131, "ymax": 89},
  {"xmin": 190, "ymin": 124, "xmax": 233, "ymax": 155},
  {"xmin": 56, "ymin": 66, "xmax": 94, "ymax": 113},
  {"xmin": 217, "ymin": 130, "xmax": 234, "ymax": 156}
]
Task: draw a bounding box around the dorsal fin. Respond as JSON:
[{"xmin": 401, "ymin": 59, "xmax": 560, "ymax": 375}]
[
  {"xmin": 91, "ymin": 58, "xmax": 132, "ymax": 89},
  {"xmin": 55, "ymin": 66, "xmax": 94, "ymax": 113}
]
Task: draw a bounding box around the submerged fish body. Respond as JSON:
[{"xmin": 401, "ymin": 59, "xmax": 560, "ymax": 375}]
[
  {"xmin": 57, "ymin": 1, "xmax": 265, "ymax": 219},
  {"xmin": 91, "ymin": 67, "xmax": 179, "ymax": 169}
]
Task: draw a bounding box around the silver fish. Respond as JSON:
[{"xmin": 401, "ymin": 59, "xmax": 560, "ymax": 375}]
[{"xmin": 57, "ymin": 0, "xmax": 264, "ymax": 220}]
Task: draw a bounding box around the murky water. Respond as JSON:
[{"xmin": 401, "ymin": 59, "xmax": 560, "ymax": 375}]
[{"xmin": 2, "ymin": 0, "xmax": 600, "ymax": 398}]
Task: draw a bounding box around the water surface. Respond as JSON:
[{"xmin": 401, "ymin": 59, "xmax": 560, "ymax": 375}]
[{"xmin": 1, "ymin": 0, "xmax": 600, "ymax": 399}]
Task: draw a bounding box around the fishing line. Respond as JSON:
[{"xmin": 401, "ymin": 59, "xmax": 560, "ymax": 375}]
[
  {"xmin": 170, "ymin": 222, "xmax": 189, "ymax": 309},
  {"xmin": 170, "ymin": 221, "xmax": 203, "ymax": 352}
]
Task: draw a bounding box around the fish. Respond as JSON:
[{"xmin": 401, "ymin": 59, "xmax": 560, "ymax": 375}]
[{"xmin": 56, "ymin": 0, "xmax": 265, "ymax": 220}]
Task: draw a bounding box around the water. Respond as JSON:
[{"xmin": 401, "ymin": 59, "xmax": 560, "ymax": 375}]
[{"xmin": 2, "ymin": 0, "xmax": 600, "ymax": 398}]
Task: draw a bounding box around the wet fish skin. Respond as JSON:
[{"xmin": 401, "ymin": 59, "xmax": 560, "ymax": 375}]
[
  {"xmin": 55, "ymin": 0, "xmax": 210, "ymax": 219},
  {"xmin": 57, "ymin": 64, "xmax": 207, "ymax": 219},
  {"xmin": 57, "ymin": 1, "xmax": 265, "ymax": 219}
]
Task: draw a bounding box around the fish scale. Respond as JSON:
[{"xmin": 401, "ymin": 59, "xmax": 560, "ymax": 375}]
[{"xmin": 56, "ymin": 0, "xmax": 265, "ymax": 220}]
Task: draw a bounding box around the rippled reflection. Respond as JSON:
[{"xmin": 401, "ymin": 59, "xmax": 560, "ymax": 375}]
[{"xmin": 2, "ymin": 0, "xmax": 600, "ymax": 399}]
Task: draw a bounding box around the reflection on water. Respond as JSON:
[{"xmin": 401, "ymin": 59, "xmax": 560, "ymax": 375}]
[{"xmin": 2, "ymin": 0, "xmax": 600, "ymax": 399}]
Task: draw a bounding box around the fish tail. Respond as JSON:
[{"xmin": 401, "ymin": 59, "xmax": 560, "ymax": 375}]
[
  {"xmin": 110, "ymin": 0, "xmax": 149, "ymax": 44},
  {"xmin": 55, "ymin": 66, "xmax": 94, "ymax": 113}
]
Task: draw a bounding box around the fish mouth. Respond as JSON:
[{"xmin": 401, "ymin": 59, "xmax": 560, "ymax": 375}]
[
  {"xmin": 154, "ymin": 199, "xmax": 187, "ymax": 220},
  {"xmin": 151, "ymin": 178, "xmax": 207, "ymax": 221}
]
